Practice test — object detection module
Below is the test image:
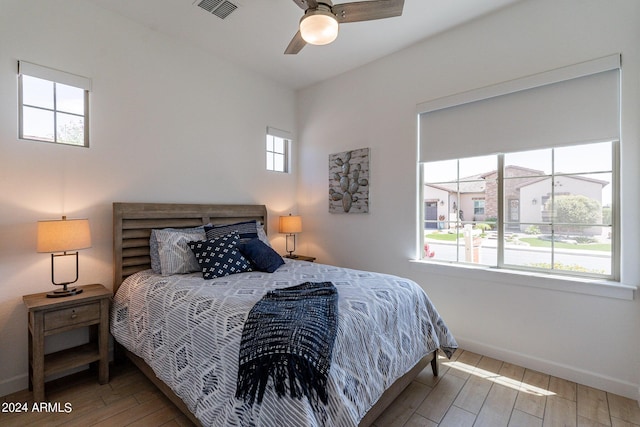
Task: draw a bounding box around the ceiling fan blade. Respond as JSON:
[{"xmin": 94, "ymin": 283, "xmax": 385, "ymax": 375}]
[
  {"xmin": 284, "ymin": 30, "xmax": 307, "ymax": 54},
  {"xmin": 333, "ymin": 0, "xmax": 404, "ymax": 23},
  {"xmin": 292, "ymin": 0, "xmax": 319, "ymax": 10}
]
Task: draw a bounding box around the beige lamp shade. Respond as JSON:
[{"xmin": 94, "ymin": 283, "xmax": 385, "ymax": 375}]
[
  {"xmin": 279, "ymin": 215, "xmax": 302, "ymax": 234},
  {"xmin": 37, "ymin": 216, "xmax": 92, "ymax": 253}
]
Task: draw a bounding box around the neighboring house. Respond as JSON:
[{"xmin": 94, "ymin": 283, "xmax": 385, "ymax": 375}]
[
  {"xmin": 424, "ymin": 173, "xmax": 486, "ymax": 229},
  {"xmin": 425, "ymin": 166, "xmax": 609, "ymax": 233}
]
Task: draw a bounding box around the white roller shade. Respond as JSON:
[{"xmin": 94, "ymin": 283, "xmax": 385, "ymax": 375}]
[
  {"xmin": 418, "ymin": 55, "xmax": 620, "ymax": 162},
  {"xmin": 18, "ymin": 61, "xmax": 92, "ymax": 91},
  {"xmin": 267, "ymin": 126, "xmax": 291, "ymax": 140}
]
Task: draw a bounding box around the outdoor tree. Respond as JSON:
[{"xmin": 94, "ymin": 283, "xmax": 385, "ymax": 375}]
[
  {"xmin": 602, "ymin": 205, "xmax": 612, "ymax": 225},
  {"xmin": 546, "ymin": 195, "xmax": 602, "ymax": 235},
  {"xmin": 58, "ymin": 118, "xmax": 85, "ymax": 145}
]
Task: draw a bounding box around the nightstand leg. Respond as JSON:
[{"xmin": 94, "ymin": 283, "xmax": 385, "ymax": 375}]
[
  {"xmin": 27, "ymin": 324, "xmax": 33, "ymax": 391},
  {"xmin": 98, "ymin": 298, "xmax": 109, "ymax": 384},
  {"xmin": 31, "ymin": 311, "xmax": 45, "ymax": 402}
]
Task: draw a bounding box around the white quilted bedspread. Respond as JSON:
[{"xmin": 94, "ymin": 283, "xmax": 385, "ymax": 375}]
[{"xmin": 111, "ymin": 260, "xmax": 457, "ymax": 427}]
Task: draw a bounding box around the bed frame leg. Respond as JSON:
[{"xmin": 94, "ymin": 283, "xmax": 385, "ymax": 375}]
[{"xmin": 431, "ymin": 351, "xmax": 439, "ymax": 376}]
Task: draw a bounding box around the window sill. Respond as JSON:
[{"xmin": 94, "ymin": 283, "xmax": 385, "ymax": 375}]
[{"xmin": 409, "ymin": 259, "xmax": 636, "ymax": 301}]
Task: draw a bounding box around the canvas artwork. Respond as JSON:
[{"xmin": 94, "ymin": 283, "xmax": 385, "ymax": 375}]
[{"xmin": 329, "ymin": 147, "xmax": 370, "ymax": 213}]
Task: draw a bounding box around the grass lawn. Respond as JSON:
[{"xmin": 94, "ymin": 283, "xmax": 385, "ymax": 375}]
[
  {"xmin": 426, "ymin": 233, "xmax": 611, "ymax": 251},
  {"xmin": 518, "ymin": 237, "xmax": 611, "ymax": 251},
  {"xmin": 425, "ymin": 232, "xmax": 462, "ymax": 241}
]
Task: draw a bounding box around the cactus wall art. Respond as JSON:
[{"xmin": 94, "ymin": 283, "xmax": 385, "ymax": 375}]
[{"xmin": 329, "ymin": 147, "xmax": 370, "ymax": 213}]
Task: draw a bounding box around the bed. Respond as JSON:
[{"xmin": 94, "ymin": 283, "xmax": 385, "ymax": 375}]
[{"xmin": 110, "ymin": 202, "xmax": 457, "ymax": 427}]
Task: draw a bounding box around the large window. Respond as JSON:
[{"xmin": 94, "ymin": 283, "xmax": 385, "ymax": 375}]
[
  {"xmin": 421, "ymin": 141, "xmax": 617, "ymax": 279},
  {"xmin": 417, "ymin": 55, "xmax": 620, "ymax": 281},
  {"xmin": 266, "ymin": 127, "xmax": 290, "ymax": 173},
  {"xmin": 18, "ymin": 61, "xmax": 91, "ymax": 147}
]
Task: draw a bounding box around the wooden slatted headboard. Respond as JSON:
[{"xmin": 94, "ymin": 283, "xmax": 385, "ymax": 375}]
[{"xmin": 112, "ymin": 202, "xmax": 268, "ymax": 292}]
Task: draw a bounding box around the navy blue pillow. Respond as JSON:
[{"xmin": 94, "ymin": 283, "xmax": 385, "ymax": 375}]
[
  {"xmin": 238, "ymin": 238, "xmax": 284, "ymax": 273},
  {"xmin": 204, "ymin": 220, "xmax": 259, "ymax": 242},
  {"xmin": 188, "ymin": 232, "xmax": 252, "ymax": 279}
]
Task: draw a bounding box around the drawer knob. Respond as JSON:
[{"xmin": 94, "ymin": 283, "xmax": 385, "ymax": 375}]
[{"xmin": 71, "ymin": 310, "xmax": 77, "ymax": 319}]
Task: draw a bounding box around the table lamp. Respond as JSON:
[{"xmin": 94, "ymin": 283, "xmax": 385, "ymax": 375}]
[
  {"xmin": 37, "ymin": 216, "xmax": 91, "ymax": 297},
  {"xmin": 279, "ymin": 214, "xmax": 302, "ymax": 258}
]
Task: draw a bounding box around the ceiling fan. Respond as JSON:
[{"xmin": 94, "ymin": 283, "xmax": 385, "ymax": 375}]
[{"xmin": 285, "ymin": 0, "xmax": 405, "ymax": 54}]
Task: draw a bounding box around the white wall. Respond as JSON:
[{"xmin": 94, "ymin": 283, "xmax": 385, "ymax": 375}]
[
  {"xmin": 0, "ymin": 0, "xmax": 297, "ymax": 396},
  {"xmin": 297, "ymin": 0, "xmax": 640, "ymax": 399}
]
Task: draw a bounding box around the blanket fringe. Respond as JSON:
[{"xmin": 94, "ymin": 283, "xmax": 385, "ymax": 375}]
[{"xmin": 236, "ymin": 353, "xmax": 329, "ymax": 405}]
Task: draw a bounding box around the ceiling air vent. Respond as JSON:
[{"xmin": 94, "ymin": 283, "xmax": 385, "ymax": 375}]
[{"xmin": 195, "ymin": 0, "xmax": 238, "ymax": 19}]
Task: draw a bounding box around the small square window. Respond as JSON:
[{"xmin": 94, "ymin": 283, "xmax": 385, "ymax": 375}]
[
  {"xmin": 266, "ymin": 128, "xmax": 290, "ymax": 173},
  {"xmin": 18, "ymin": 61, "xmax": 91, "ymax": 147}
]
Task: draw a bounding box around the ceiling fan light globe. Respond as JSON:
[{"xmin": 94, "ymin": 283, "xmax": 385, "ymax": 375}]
[{"xmin": 300, "ymin": 12, "xmax": 339, "ymax": 45}]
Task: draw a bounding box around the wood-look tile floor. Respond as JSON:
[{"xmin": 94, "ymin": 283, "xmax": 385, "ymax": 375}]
[{"xmin": 2, "ymin": 349, "xmax": 639, "ymax": 427}]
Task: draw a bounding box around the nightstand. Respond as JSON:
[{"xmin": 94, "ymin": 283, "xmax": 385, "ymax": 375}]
[
  {"xmin": 23, "ymin": 284, "xmax": 111, "ymax": 401},
  {"xmin": 285, "ymin": 254, "xmax": 316, "ymax": 262}
]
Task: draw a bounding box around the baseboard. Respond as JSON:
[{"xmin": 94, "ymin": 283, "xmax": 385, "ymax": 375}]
[
  {"xmin": 0, "ymin": 373, "xmax": 28, "ymax": 398},
  {"xmin": 456, "ymin": 336, "xmax": 639, "ymax": 402}
]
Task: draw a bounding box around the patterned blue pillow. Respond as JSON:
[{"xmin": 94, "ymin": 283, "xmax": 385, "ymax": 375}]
[
  {"xmin": 188, "ymin": 232, "xmax": 252, "ymax": 279},
  {"xmin": 204, "ymin": 220, "xmax": 259, "ymax": 242},
  {"xmin": 238, "ymin": 238, "xmax": 284, "ymax": 273}
]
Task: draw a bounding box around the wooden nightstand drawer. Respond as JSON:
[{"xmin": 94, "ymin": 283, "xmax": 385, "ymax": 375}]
[{"xmin": 44, "ymin": 302, "xmax": 100, "ymax": 332}]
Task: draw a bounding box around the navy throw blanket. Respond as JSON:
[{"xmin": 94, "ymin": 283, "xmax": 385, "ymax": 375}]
[{"xmin": 236, "ymin": 281, "xmax": 338, "ymax": 406}]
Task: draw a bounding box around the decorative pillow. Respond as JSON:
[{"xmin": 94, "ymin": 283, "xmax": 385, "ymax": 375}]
[
  {"xmin": 150, "ymin": 226, "xmax": 206, "ymax": 274},
  {"xmin": 155, "ymin": 228, "xmax": 205, "ymax": 275},
  {"xmin": 256, "ymin": 222, "xmax": 271, "ymax": 246},
  {"xmin": 205, "ymin": 220, "xmax": 259, "ymax": 242},
  {"xmin": 188, "ymin": 232, "xmax": 252, "ymax": 279},
  {"xmin": 238, "ymin": 238, "xmax": 284, "ymax": 273}
]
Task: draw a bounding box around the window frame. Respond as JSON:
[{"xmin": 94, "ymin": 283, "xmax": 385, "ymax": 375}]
[
  {"xmin": 473, "ymin": 198, "xmax": 485, "ymax": 216},
  {"xmin": 418, "ymin": 140, "xmax": 620, "ymax": 282},
  {"xmin": 17, "ymin": 61, "xmax": 91, "ymax": 147},
  {"xmin": 266, "ymin": 127, "xmax": 291, "ymax": 173}
]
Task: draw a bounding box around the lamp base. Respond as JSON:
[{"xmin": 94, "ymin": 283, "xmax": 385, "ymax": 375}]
[{"xmin": 47, "ymin": 287, "xmax": 83, "ymax": 298}]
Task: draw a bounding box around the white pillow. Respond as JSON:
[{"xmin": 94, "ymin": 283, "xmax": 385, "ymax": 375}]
[
  {"xmin": 257, "ymin": 222, "xmax": 271, "ymax": 246},
  {"xmin": 154, "ymin": 228, "xmax": 205, "ymax": 275}
]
